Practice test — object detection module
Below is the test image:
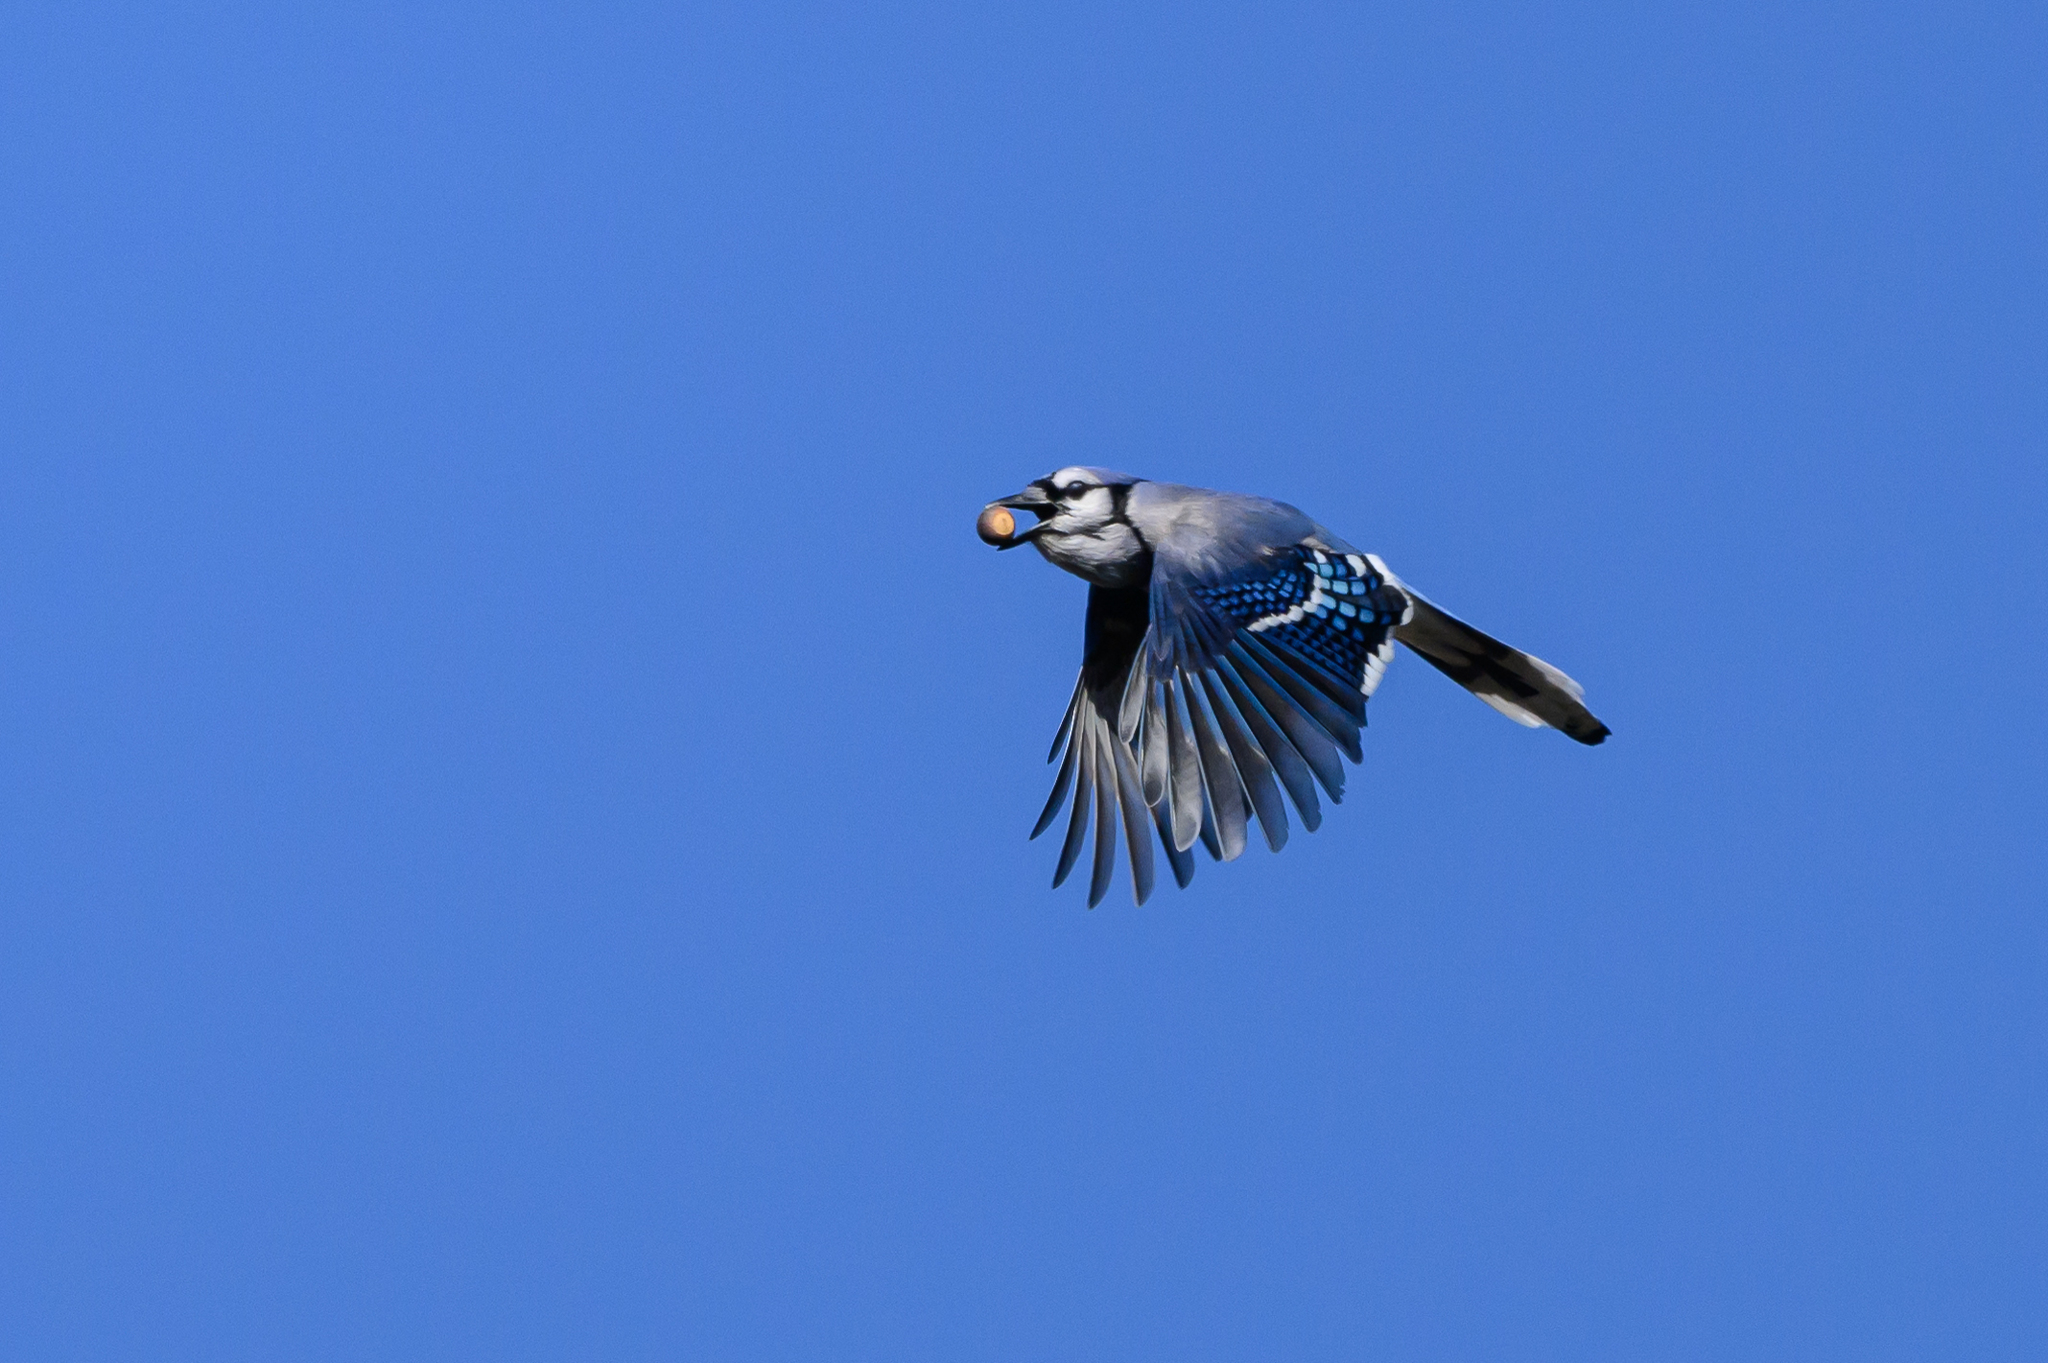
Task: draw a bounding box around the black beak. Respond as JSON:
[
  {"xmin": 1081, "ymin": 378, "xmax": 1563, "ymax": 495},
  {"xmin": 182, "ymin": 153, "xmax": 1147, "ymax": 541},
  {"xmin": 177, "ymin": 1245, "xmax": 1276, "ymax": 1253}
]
[
  {"xmin": 989, "ymin": 484, "xmax": 1056, "ymax": 548},
  {"xmin": 995, "ymin": 484, "xmax": 1055, "ymax": 515}
]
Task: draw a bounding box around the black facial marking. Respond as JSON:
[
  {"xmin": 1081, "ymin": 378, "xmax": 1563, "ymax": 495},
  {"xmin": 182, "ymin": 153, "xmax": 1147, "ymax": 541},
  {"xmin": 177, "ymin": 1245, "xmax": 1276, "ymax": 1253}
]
[{"xmin": 1108, "ymin": 484, "xmax": 1150, "ymax": 551}]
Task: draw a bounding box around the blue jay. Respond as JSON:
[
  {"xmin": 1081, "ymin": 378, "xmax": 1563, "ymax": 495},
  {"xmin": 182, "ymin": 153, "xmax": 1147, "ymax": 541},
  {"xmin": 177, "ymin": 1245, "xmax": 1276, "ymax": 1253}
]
[{"xmin": 983, "ymin": 467, "xmax": 1609, "ymax": 906}]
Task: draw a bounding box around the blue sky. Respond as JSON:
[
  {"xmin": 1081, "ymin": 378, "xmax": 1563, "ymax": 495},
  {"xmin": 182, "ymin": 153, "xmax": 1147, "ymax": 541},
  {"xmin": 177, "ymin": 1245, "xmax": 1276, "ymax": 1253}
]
[{"xmin": 4, "ymin": 1, "xmax": 2045, "ymax": 1358}]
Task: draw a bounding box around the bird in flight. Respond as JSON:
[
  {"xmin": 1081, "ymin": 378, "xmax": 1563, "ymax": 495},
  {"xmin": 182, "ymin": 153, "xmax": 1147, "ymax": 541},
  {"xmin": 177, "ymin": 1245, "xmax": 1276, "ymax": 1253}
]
[{"xmin": 979, "ymin": 467, "xmax": 1610, "ymax": 906}]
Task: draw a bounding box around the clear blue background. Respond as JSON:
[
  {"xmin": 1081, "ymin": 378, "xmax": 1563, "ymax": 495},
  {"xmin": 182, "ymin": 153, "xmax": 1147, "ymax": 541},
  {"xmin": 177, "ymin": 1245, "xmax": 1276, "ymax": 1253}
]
[{"xmin": 5, "ymin": 2, "xmax": 2044, "ymax": 1358}]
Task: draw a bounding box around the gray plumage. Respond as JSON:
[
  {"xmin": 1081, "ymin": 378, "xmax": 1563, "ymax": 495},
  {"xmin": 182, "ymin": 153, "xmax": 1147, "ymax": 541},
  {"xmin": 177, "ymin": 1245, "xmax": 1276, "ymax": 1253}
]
[{"xmin": 988, "ymin": 467, "xmax": 1610, "ymax": 906}]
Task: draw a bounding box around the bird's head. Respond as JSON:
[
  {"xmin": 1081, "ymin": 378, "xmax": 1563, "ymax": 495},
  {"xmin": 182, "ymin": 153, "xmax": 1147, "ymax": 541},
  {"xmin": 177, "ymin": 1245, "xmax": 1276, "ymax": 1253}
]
[
  {"xmin": 983, "ymin": 467, "xmax": 1149, "ymax": 586},
  {"xmin": 987, "ymin": 467, "xmax": 1139, "ymax": 546}
]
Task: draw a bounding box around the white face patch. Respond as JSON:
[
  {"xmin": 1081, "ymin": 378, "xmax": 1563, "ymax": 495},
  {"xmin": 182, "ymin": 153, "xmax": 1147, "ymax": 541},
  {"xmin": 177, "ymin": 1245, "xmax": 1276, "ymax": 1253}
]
[
  {"xmin": 1028, "ymin": 473, "xmax": 1142, "ymax": 586},
  {"xmin": 1065, "ymin": 486, "xmax": 1113, "ymax": 518},
  {"xmin": 1038, "ymin": 470, "xmax": 1118, "ymax": 533}
]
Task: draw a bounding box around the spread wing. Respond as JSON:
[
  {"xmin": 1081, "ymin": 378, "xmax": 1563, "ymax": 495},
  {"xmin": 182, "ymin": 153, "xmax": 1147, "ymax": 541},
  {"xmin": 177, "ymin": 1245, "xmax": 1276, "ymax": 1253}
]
[
  {"xmin": 1035, "ymin": 545, "xmax": 1410, "ymax": 905},
  {"xmin": 1030, "ymin": 584, "xmax": 1167, "ymax": 909},
  {"xmin": 1138, "ymin": 545, "xmax": 1410, "ymax": 860}
]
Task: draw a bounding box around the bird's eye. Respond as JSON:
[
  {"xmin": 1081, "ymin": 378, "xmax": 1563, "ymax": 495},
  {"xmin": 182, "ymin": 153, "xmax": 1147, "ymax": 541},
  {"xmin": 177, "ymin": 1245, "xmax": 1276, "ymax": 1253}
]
[{"xmin": 1064, "ymin": 482, "xmax": 1089, "ymax": 495}]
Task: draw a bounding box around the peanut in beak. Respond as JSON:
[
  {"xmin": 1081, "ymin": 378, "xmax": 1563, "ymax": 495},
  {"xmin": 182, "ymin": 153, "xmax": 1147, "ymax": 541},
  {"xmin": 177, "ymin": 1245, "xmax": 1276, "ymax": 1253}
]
[{"xmin": 976, "ymin": 505, "xmax": 1017, "ymax": 546}]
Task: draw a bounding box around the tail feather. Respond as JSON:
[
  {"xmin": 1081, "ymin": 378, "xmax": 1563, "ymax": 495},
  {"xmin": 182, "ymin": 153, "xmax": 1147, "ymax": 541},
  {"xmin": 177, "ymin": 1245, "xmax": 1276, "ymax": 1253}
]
[{"xmin": 1394, "ymin": 597, "xmax": 1611, "ymax": 745}]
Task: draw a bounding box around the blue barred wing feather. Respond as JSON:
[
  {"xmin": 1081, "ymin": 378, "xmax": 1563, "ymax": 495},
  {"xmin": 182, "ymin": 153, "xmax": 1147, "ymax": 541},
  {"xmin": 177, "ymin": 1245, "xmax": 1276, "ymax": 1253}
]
[{"xmin": 1192, "ymin": 548, "xmax": 1407, "ymax": 702}]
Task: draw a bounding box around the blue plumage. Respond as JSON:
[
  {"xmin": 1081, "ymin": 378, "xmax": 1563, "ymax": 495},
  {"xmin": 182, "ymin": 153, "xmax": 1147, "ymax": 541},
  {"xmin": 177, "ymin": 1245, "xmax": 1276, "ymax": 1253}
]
[{"xmin": 1191, "ymin": 548, "xmax": 1404, "ymax": 694}]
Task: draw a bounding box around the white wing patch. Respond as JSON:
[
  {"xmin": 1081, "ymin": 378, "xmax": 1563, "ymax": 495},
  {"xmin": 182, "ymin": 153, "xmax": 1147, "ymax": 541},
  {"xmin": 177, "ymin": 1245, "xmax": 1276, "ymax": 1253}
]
[{"xmin": 1361, "ymin": 635, "xmax": 1396, "ymax": 698}]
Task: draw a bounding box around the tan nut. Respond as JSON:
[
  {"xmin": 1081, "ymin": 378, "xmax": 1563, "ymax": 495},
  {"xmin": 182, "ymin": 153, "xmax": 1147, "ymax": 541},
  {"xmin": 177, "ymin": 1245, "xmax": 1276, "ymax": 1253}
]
[{"xmin": 976, "ymin": 505, "xmax": 1017, "ymax": 546}]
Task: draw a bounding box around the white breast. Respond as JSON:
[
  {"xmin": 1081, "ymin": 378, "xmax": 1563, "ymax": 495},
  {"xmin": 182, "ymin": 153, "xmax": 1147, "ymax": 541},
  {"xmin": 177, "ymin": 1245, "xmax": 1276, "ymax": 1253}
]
[{"xmin": 1034, "ymin": 524, "xmax": 1147, "ymax": 587}]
